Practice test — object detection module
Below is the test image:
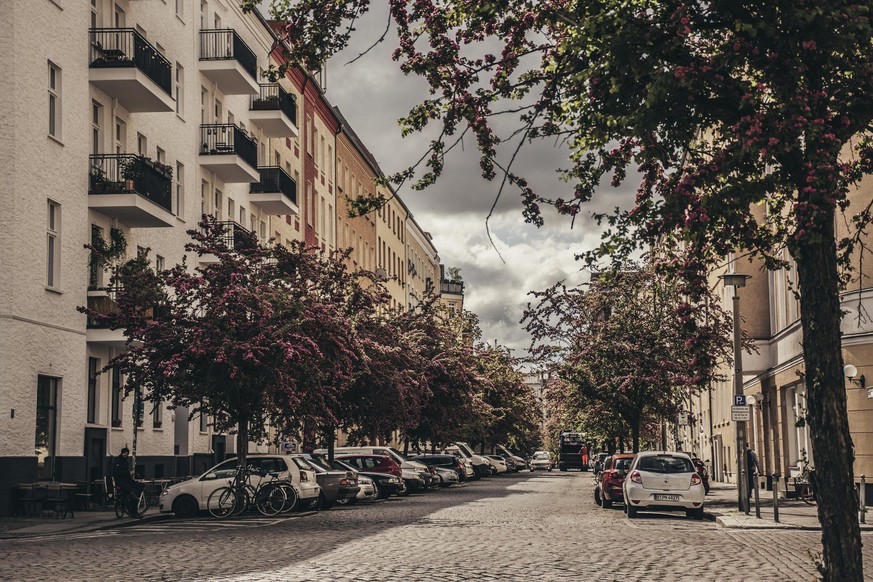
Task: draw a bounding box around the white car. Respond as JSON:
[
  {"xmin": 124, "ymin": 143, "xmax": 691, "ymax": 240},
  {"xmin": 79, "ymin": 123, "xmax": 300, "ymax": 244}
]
[
  {"xmin": 622, "ymin": 451, "xmax": 705, "ymax": 519},
  {"xmin": 159, "ymin": 454, "xmax": 320, "ymax": 518},
  {"xmin": 484, "ymin": 455, "xmax": 509, "ymax": 474},
  {"xmin": 495, "ymin": 445, "xmax": 528, "ymax": 472},
  {"xmin": 453, "ymin": 442, "xmax": 493, "ymax": 478},
  {"xmin": 529, "ymin": 451, "xmax": 553, "ymax": 471},
  {"xmin": 445, "ymin": 449, "xmax": 476, "ymax": 478},
  {"xmin": 315, "ymin": 446, "xmax": 434, "ymax": 490}
]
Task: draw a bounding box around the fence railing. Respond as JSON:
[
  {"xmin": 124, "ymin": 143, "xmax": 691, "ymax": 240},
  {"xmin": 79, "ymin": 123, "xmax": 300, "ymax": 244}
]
[
  {"xmin": 250, "ymin": 84, "xmax": 297, "ymax": 126},
  {"xmin": 199, "ymin": 124, "xmax": 258, "ymax": 170},
  {"xmin": 199, "ymin": 29, "xmax": 257, "ymax": 81},
  {"xmin": 88, "ymin": 28, "xmax": 172, "ymax": 96},
  {"xmin": 250, "ymin": 167, "xmax": 297, "ymax": 205},
  {"xmin": 212, "ymin": 220, "xmax": 256, "ymax": 252},
  {"xmin": 440, "ymin": 280, "xmax": 465, "ymax": 295},
  {"xmin": 89, "ymin": 154, "xmax": 173, "ymax": 212}
]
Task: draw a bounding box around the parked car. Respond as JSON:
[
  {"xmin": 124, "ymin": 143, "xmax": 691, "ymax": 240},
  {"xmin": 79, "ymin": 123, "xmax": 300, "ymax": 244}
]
[
  {"xmin": 328, "ymin": 459, "xmax": 384, "ymax": 503},
  {"xmin": 335, "ymin": 454, "xmax": 410, "ymax": 498},
  {"xmin": 594, "ymin": 453, "xmax": 635, "ymax": 508},
  {"xmin": 411, "ymin": 454, "xmax": 468, "ymax": 482},
  {"xmin": 158, "ymin": 454, "xmax": 320, "ymax": 518},
  {"xmin": 494, "ymin": 445, "xmax": 527, "ymax": 472},
  {"xmin": 529, "ymin": 451, "xmax": 553, "ymax": 471},
  {"xmin": 319, "ymin": 446, "xmax": 434, "ymax": 491},
  {"xmin": 451, "ymin": 442, "xmax": 493, "ymax": 478},
  {"xmin": 432, "ymin": 466, "xmax": 460, "ymax": 486},
  {"xmin": 622, "ymin": 451, "xmax": 705, "ymax": 519},
  {"xmin": 691, "ymin": 457, "xmax": 711, "ymax": 494},
  {"xmin": 484, "ymin": 455, "xmax": 509, "ymax": 474},
  {"xmin": 301, "ymin": 454, "xmax": 360, "ymax": 509},
  {"xmin": 445, "ymin": 450, "xmax": 476, "ymax": 479}
]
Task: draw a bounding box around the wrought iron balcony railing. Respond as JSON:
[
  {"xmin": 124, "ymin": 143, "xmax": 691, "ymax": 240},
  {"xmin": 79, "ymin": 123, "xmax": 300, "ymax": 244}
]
[
  {"xmin": 199, "ymin": 29, "xmax": 257, "ymax": 81},
  {"xmin": 89, "ymin": 28, "xmax": 172, "ymax": 96},
  {"xmin": 250, "ymin": 167, "xmax": 298, "ymax": 205},
  {"xmin": 199, "ymin": 124, "xmax": 258, "ymax": 169},
  {"xmin": 89, "ymin": 154, "xmax": 173, "ymax": 212},
  {"xmin": 440, "ymin": 279, "xmax": 465, "ymax": 295},
  {"xmin": 250, "ymin": 84, "xmax": 297, "ymax": 125}
]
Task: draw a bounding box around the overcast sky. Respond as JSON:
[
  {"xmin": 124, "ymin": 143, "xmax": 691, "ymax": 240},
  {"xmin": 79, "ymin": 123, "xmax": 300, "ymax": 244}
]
[{"xmin": 265, "ymin": 5, "xmax": 636, "ymax": 355}]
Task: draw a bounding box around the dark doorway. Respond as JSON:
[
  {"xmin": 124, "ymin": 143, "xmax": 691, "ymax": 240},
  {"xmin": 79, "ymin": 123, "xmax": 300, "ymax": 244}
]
[
  {"xmin": 84, "ymin": 427, "xmax": 107, "ymax": 485},
  {"xmin": 211, "ymin": 435, "xmax": 227, "ymax": 464}
]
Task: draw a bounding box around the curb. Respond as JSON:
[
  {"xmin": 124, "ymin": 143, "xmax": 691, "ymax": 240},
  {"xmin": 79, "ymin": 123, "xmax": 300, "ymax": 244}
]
[{"xmin": 0, "ymin": 512, "xmax": 172, "ymax": 540}]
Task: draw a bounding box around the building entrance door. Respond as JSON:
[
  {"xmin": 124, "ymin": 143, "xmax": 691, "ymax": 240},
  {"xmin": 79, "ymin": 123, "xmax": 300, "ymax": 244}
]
[
  {"xmin": 211, "ymin": 435, "xmax": 227, "ymax": 464},
  {"xmin": 84, "ymin": 427, "xmax": 107, "ymax": 484}
]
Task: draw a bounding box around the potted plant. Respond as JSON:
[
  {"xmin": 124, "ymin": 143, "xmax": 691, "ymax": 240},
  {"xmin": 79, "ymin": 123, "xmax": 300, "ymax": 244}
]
[
  {"xmin": 121, "ymin": 157, "xmax": 142, "ymax": 191},
  {"xmin": 90, "ymin": 165, "xmax": 107, "ymax": 193}
]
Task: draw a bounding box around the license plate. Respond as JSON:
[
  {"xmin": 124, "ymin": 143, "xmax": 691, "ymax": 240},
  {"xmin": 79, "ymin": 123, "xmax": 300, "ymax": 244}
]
[{"xmin": 654, "ymin": 494, "xmax": 680, "ymax": 501}]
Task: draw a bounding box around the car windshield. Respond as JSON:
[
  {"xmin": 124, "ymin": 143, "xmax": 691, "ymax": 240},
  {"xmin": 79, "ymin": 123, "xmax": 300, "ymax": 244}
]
[
  {"xmin": 638, "ymin": 455, "xmax": 694, "ymax": 473},
  {"xmin": 533, "ymin": 453, "xmax": 550, "ymax": 460},
  {"xmin": 332, "ymin": 460, "xmax": 357, "ymax": 472},
  {"xmin": 306, "ymin": 456, "xmax": 332, "ymax": 471},
  {"xmin": 292, "ymin": 457, "xmax": 314, "ymax": 471},
  {"xmin": 614, "ymin": 458, "xmax": 633, "ymax": 471}
]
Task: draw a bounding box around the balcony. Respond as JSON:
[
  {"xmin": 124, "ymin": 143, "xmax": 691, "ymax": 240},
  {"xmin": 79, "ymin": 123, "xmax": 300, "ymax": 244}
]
[
  {"xmin": 86, "ymin": 288, "xmax": 127, "ymax": 346},
  {"xmin": 89, "ymin": 154, "xmax": 174, "ymax": 227},
  {"xmin": 440, "ymin": 279, "xmax": 465, "ymax": 296},
  {"xmin": 199, "ymin": 29, "xmax": 259, "ymax": 95},
  {"xmin": 198, "ymin": 221, "xmax": 256, "ymax": 265},
  {"xmin": 249, "ymin": 84, "xmax": 299, "ymax": 137},
  {"xmin": 89, "ymin": 28, "xmax": 174, "ymax": 112},
  {"xmin": 249, "ymin": 167, "xmax": 299, "ymax": 215},
  {"xmin": 198, "ymin": 124, "xmax": 260, "ymax": 183}
]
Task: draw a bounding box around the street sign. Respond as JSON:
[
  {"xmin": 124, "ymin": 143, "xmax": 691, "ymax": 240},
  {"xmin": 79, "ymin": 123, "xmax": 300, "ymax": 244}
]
[
  {"xmin": 731, "ymin": 405, "xmax": 750, "ymax": 421},
  {"xmin": 678, "ymin": 412, "xmax": 689, "ymax": 426},
  {"xmin": 733, "ymin": 395, "xmax": 746, "ymax": 406},
  {"xmin": 281, "ymin": 441, "xmax": 297, "ymax": 452}
]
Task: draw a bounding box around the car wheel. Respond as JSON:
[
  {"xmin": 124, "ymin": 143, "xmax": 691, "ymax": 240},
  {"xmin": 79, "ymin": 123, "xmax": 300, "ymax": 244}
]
[
  {"xmin": 594, "ymin": 487, "xmax": 601, "ymax": 506},
  {"xmin": 602, "ymin": 497, "xmax": 613, "ymax": 509},
  {"xmin": 371, "ymin": 482, "xmax": 381, "ymax": 499},
  {"xmin": 319, "ymin": 493, "xmax": 334, "ymax": 510},
  {"xmin": 172, "ymin": 495, "xmax": 199, "ymax": 519},
  {"xmin": 626, "ymin": 504, "xmax": 638, "ymax": 518},
  {"xmin": 686, "ymin": 507, "xmax": 705, "ymax": 520}
]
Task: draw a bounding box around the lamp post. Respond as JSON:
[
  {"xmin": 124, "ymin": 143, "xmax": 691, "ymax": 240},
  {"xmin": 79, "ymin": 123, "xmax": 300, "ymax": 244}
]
[{"xmin": 720, "ymin": 272, "xmax": 751, "ymax": 513}]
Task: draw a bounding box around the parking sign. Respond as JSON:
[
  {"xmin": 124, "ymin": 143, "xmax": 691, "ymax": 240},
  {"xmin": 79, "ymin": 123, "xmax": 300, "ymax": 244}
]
[{"xmin": 733, "ymin": 395, "xmax": 746, "ymax": 407}]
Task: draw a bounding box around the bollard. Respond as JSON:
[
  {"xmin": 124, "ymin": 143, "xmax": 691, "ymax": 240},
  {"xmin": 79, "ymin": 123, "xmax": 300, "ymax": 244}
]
[
  {"xmin": 861, "ymin": 475, "xmax": 867, "ymax": 524},
  {"xmin": 772, "ymin": 474, "xmax": 780, "ymax": 523},
  {"xmin": 754, "ymin": 472, "xmax": 761, "ymax": 519}
]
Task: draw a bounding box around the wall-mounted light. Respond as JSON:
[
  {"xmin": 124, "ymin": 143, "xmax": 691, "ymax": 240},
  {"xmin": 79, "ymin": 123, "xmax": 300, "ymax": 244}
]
[{"xmin": 845, "ymin": 364, "xmax": 866, "ymax": 389}]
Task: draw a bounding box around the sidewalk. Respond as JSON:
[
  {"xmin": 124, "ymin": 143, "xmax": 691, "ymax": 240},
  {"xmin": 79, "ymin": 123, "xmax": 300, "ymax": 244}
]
[
  {"xmin": 704, "ymin": 482, "xmax": 873, "ymax": 530},
  {"xmin": 0, "ymin": 510, "xmax": 169, "ymax": 539}
]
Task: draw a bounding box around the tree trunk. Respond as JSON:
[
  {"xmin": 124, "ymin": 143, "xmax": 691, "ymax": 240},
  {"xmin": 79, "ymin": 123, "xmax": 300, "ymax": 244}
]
[
  {"xmin": 236, "ymin": 415, "xmax": 249, "ymax": 485},
  {"xmin": 631, "ymin": 419, "xmax": 641, "ymax": 454},
  {"xmin": 795, "ymin": 212, "xmax": 863, "ymax": 581},
  {"xmin": 326, "ymin": 425, "xmax": 335, "ymax": 463}
]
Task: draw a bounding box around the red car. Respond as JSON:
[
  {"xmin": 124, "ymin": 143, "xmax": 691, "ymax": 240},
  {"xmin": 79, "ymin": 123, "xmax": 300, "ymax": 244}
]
[
  {"xmin": 335, "ymin": 454, "xmax": 403, "ymax": 478},
  {"xmin": 594, "ymin": 454, "xmax": 635, "ymax": 508}
]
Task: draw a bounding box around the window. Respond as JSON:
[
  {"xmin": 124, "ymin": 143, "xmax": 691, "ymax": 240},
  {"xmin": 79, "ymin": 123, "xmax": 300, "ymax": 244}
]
[
  {"xmin": 306, "ymin": 182, "xmax": 313, "ymax": 225},
  {"xmin": 200, "ymin": 86, "xmax": 208, "ymax": 124},
  {"xmin": 214, "ymin": 189, "xmax": 222, "ymax": 219},
  {"xmin": 175, "ymin": 162, "xmax": 185, "ymax": 216},
  {"xmin": 137, "ymin": 246, "xmax": 148, "ymax": 259},
  {"xmin": 155, "ymin": 255, "xmax": 165, "ymax": 271},
  {"xmin": 214, "ymin": 98, "xmax": 222, "ymax": 123},
  {"xmin": 90, "ymin": 0, "xmax": 98, "ymax": 27},
  {"xmin": 201, "ymin": 180, "xmax": 209, "ymax": 217},
  {"xmin": 227, "ymin": 198, "xmax": 234, "ymax": 221},
  {"xmin": 200, "ymin": 0, "xmax": 207, "ymax": 28},
  {"xmin": 91, "ymin": 101, "xmax": 102, "ymax": 155},
  {"xmin": 260, "ymin": 220, "xmax": 266, "ymax": 239},
  {"xmin": 48, "ymin": 62, "xmax": 61, "ymax": 139},
  {"xmin": 156, "ymin": 147, "xmax": 165, "ymax": 165},
  {"xmin": 89, "ymin": 225, "xmax": 103, "ymax": 289},
  {"xmin": 250, "ymin": 213, "xmax": 256, "ymax": 232},
  {"xmin": 152, "ymin": 399, "xmax": 163, "ymax": 428},
  {"xmin": 137, "ymin": 133, "xmax": 147, "ymax": 156},
  {"xmin": 111, "ymin": 367, "xmax": 123, "ymax": 427},
  {"xmin": 199, "ymin": 411, "xmax": 208, "ymax": 432},
  {"xmin": 239, "ymin": 207, "xmax": 245, "ymax": 225},
  {"xmin": 88, "ymin": 358, "xmax": 99, "ymax": 424},
  {"xmin": 46, "ymin": 200, "xmax": 61, "ymax": 289},
  {"xmin": 306, "ymin": 116, "xmax": 313, "ymax": 155},
  {"xmin": 175, "ymin": 64, "xmax": 184, "ymax": 116},
  {"xmin": 115, "ymin": 118, "xmax": 126, "ymax": 154},
  {"xmin": 36, "ymin": 376, "xmax": 59, "ymax": 479}
]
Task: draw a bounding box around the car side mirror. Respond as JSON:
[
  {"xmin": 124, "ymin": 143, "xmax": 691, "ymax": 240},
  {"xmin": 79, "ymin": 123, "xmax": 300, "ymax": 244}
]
[{"xmin": 204, "ymin": 472, "xmax": 216, "ymax": 480}]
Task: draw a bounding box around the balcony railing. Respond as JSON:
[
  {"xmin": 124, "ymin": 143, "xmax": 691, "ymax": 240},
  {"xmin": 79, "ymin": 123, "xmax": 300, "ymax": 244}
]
[
  {"xmin": 440, "ymin": 279, "xmax": 465, "ymax": 295},
  {"xmin": 89, "ymin": 28, "xmax": 172, "ymax": 96},
  {"xmin": 250, "ymin": 84, "xmax": 297, "ymax": 125},
  {"xmin": 199, "ymin": 124, "xmax": 258, "ymax": 169},
  {"xmin": 87, "ymin": 287, "xmax": 159, "ymax": 329},
  {"xmin": 212, "ymin": 220, "xmax": 256, "ymax": 252},
  {"xmin": 250, "ymin": 167, "xmax": 297, "ymax": 205},
  {"xmin": 199, "ymin": 29, "xmax": 257, "ymax": 81},
  {"xmin": 89, "ymin": 154, "xmax": 173, "ymax": 212}
]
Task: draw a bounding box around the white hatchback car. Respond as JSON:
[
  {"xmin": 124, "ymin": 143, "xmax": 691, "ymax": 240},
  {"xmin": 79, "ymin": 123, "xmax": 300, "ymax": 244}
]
[
  {"xmin": 159, "ymin": 454, "xmax": 320, "ymax": 517},
  {"xmin": 622, "ymin": 451, "xmax": 705, "ymax": 519}
]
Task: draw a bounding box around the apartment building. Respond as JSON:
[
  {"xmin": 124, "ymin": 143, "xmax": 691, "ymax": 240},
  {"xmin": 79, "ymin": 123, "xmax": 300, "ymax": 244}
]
[
  {"xmin": 0, "ymin": 0, "xmax": 303, "ymax": 514},
  {"xmin": 406, "ymin": 217, "xmax": 440, "ymax": 311},
  {"xmin": 679, "ymin": 174, "xmax": 873, "ymax": 496}
]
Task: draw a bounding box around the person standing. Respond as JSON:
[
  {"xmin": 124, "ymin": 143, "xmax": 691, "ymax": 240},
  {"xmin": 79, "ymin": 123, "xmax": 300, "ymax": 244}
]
[
  {"xmin": 111, "ymin": 447, "xmax": 144, "ymax": 518},
  {"xmin": 745, "ymin": 443, "xmax": 762, "ymax": 498}
]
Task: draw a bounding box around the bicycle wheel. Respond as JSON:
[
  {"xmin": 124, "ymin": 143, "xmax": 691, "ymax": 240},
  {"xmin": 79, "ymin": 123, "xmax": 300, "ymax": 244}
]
[
  {"xmin": 232, "ymin": 484, "xmax": 256, "ymax": 516},
  {"xmin": 114, "ymin": 498, "xmax": 127, "ymax": 519},
  {"xmin": 256, "ymin": 484, "xmax": 287, "ymax": 517},
  {"xmin": 278, "ymin": 483, "xmax": 298, "ymax": 513},
  {"xmin": 207, "ymin": 487, "xmax": 238, "ymax": 518},
  {"xmin": 136, "ymin": 491, "xmax": 149, "ymax": 517}
]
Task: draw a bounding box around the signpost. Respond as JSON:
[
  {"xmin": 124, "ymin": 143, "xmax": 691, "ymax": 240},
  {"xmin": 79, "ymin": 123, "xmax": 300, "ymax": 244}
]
[{"xmin": 731, "ymin": 405, "xmax": 750, "ymax": 422}]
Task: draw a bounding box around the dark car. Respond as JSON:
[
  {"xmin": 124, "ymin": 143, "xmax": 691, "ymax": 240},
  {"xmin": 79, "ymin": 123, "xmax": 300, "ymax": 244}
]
[
  {"xmin": 330, "ymin": 458, "xmax": 404, "ymax": 499},
  {"xmin": 411, "ymin": 454, "xmax": 468, "ymax": 482},
  {"xmin": 691, "ymin": 457, "xmax": 711, "ymax": 494},
  {"xmin": 590, "ymin": 452, "xmax": 609, "ymax": 475},
  {"xmin": 594, "ymin": 454, "xmax": 635, "ymax": 508},
  {"xmin": 301, "ymin": 454, "xmax": 360, "ymax": 509}
]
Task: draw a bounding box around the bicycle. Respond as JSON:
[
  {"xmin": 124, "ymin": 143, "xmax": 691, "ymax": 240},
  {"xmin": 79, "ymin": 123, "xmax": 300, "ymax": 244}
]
[
  {"xmin": 796, "ymin": 469, "xmax": 817, "ymax": 506},
  {"xmin": 207, "ymin": 465, "xmax": 287, "ymax": 518},
  {"xmin": 114, "ymin": 485, "xmax": 149, "ymax": 519}
]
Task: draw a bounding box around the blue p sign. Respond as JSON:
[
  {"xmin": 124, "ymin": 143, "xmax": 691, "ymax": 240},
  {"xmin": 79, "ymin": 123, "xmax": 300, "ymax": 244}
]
[{"xmin": 734, "ymin": 395, "xmax": 747, "ymax": 406}]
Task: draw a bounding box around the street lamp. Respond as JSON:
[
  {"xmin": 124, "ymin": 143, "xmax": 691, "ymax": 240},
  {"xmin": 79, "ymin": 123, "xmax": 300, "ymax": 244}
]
[{"xmin": 720, "ymin": 271, "xmax": 751, "ymax": 513}]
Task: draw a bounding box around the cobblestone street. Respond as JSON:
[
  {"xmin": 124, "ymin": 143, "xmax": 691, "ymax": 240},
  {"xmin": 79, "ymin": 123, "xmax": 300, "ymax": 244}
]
[{"xmin": 2, "ymin": 472, "xmax": 872, "ymax": 581}]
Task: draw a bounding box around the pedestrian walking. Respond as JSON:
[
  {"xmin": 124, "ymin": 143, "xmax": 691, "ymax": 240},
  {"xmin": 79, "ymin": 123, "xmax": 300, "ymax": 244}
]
[{"xmin": 746, "ymin": 444, "xmax": 762, "ymax": 498}]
